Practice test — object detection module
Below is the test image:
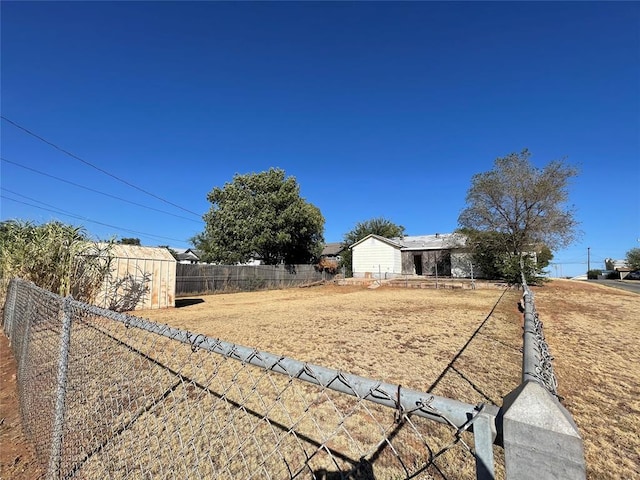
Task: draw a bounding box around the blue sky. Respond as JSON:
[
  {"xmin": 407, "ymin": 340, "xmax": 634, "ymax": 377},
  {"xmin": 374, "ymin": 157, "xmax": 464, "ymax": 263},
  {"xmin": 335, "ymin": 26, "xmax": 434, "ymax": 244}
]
[{"xmin": 1, "ymin": 1, "xmax": 638, "ymax": 277}]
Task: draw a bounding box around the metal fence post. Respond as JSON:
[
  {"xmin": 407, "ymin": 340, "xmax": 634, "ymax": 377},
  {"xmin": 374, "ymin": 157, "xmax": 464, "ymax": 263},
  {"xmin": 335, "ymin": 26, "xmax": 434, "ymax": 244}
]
[
  {"xmin": 474, "ymin": 404, "xmax": 499, "ymax": 480},
  {"xmin": 46, "ymin": 296, "xmax": 74, "ymax": 479},
  {"xmin": 18, "ymin": 290, "xmax": 36, "ymax": 378},
  {"xmin": 2, "ymin": 278, "xmax": 18, "ymax": 338}
]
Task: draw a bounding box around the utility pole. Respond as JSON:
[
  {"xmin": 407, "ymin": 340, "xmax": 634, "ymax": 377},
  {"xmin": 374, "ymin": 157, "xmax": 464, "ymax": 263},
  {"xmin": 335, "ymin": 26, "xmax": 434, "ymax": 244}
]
[{"xmin": 587, "ymin": 247, "xmax": 591, "ymax": 274}]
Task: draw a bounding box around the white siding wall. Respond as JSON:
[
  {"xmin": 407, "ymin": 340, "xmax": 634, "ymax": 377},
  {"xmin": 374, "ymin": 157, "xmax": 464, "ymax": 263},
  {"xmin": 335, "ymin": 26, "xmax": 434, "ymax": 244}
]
[{"xmin": 352, "ymin": 237, "xmax": 402, "ymax": 278}]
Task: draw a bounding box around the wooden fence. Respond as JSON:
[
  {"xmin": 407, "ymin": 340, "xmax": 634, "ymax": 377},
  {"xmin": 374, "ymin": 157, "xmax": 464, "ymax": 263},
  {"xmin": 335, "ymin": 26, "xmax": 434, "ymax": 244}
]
[{"xmin": 175, "ymin": 264, "xmax": 333, "ymax": 296}]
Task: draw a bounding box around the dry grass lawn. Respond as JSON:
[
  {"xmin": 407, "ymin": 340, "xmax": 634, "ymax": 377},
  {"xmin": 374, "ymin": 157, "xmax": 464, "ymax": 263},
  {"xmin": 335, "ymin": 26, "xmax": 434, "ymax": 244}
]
[
  {"xmin": 3, "ymin": 279, "xmax": 637, "ymax": 479},
  {"xmin": 138, "ymin": 280, "xmax": 639, "ymax": 479},
  {"xmin": 142, "ymin": 284, "xmax": 523, "ymax": 405}
]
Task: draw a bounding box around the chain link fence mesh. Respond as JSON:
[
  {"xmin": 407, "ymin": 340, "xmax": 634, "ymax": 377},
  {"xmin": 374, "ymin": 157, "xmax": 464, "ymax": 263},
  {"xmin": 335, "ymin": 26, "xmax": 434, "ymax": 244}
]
[{"xmin": 3, "ymin": 278, "xmax": 496, "ymax": 479}]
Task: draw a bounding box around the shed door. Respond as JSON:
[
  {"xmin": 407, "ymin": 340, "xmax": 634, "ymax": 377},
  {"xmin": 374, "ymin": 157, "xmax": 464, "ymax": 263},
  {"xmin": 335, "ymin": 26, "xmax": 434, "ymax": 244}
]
[{"xmin": 414, "ymin": 254, "xmax": 423, "ymax": 275}]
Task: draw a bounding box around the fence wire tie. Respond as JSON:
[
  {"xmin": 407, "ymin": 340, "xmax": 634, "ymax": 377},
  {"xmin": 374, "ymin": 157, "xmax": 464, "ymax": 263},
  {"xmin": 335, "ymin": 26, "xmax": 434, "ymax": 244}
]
[
  {"xmin": 228, "ymin": 344, "xmax": 241, "ymax": 360},
  {"xmin": 394, "ymin": 384, "xmax": 404, "ymax": 424},
  {"xmin": 368, "ymin": 384, "xmax": 393, "ymax": 402},
  {"xmin": 440, "ymin": 403, "xmax": 487, "ymax": 456},
  {"xmin": 335, "ymin": 372, "xmax": 356, "ymax": 395},
  {"xmin": 188, "ymin": 333, "xmax": 206, "ymax": 352},
  {"xmin": 269, "ymin": 356, "xmax": 291, "ymax": 377},
  {"xmin": 301, "ymin": 363, "xmax": 319, "ymax": 382},
  {"xmin": 414, "ymin": 395, "xmax": 438, "ymax": 416},
  {"xmin": 246, "ymin": 349, "xmax": 262, "ymax": 366}
]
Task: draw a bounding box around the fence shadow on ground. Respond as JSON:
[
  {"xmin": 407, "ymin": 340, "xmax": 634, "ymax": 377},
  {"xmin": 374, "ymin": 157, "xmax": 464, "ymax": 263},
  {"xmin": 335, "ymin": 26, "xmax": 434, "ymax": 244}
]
[
  {"xmin": 175, "ymin": 298, "xmax": 205, "ymax": 308},
  {"xmin": 2, "ymin": 277, "xmax": 586, "ymax": 479}
]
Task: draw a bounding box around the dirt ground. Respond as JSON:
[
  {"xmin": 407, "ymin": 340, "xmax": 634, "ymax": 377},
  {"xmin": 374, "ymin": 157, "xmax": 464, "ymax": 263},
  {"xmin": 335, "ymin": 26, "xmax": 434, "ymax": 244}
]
[
  {"xmin": 0, "ymin": 333, "xmax": 44, "ymax": 479},
  {"xmin": 1, "ymin": 279, "xmax": 638, "ymax": 479}
]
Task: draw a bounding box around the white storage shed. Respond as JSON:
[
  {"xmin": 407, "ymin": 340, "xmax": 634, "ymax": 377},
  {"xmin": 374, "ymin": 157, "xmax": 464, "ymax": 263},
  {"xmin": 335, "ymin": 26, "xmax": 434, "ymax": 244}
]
[{"xmin": 95, "ymin": 244, "xmax": 177, "ymax": 310}]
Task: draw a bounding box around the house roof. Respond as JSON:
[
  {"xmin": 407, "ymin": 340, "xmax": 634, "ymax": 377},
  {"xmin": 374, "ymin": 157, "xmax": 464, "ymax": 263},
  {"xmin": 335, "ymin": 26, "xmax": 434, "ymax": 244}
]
[
  {"xmin": 349, "ymin": 233, "xmax": 466, "ymax": 251},
  {"xmin": 171, "ymin": 247, "xmax": 202, "ymax": 260},
  {"xmin": 394, "ymin": 233, "xmax": 466, "ymax": 251},
  {"xmin": 349, "ymin": 234, "xmax": 403, "ymax": 250},
  {"xmin": 189, "ymin": 248, "xmax": 204, "ymax": 258},
  {"xmin": 176, "ymin": 251, "xmax": 199, "ymax": 262},
  {"xmin": 321, "ymin": 242, "xmax": 344, "ymax": 256}
]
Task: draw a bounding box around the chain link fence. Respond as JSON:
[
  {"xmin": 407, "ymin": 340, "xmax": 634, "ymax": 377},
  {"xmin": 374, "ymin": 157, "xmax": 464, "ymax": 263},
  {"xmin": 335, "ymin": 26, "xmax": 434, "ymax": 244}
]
[
  {"xmin": 3, "ymin": 278, "xmax": 500, "ymax": 480},
  {"xmin": 519, "ymin": 277, "xmax": 558, "ymax": 396}
]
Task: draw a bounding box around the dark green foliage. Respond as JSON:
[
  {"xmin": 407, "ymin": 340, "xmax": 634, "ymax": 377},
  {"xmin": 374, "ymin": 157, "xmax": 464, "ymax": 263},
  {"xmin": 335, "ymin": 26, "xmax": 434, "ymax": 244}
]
[
  {"xmin": 118, "ymin": 237, "xmax": 141, "ymax": 245},
  {"xmin": 340, "ymin": 217, "xmax": 405, "ymax": 276},
  {"xmin": 459, "ymin": 228, "xmax": 553, "ymax": 284},
  {"xmin": 625, "ymin": 248, "xmax": 640, "ymax": 270},
  {"xmin": 193, "ymin": 168, "xmax": 325, "ymax": 265},
  {"xmin": 458, "ymin": 149, "xmax": 578, "ymax": 284},
  {"xmin": 587, "ymin": 269, "xmax": 602, "ymax": 280}
]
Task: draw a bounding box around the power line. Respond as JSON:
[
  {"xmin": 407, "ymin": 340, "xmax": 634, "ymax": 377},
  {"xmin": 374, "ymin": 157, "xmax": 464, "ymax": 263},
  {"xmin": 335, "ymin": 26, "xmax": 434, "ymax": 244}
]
[
  {"xmin": 1, "ymin": 115, "xmax": 202, "ymax": 217},
  {"xmin": 1, "ymin": 188, "xmax": 191, "ymax": 244},
  {"xmin": 1, "ymin": 157, "xmax": 202, "ymax": 224}
]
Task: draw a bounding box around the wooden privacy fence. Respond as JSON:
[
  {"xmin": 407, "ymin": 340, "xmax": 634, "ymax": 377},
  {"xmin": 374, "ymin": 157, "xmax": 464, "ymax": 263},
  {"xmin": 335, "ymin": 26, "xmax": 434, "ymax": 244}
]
[{"xmin": 175, "ymin": 263, "xmax": 333, "ymax": 296}]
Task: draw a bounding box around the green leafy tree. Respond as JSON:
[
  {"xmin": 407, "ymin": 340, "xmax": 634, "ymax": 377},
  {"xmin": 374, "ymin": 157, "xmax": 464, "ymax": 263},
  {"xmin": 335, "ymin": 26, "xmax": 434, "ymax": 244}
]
[
  {"xmin": 118, "ymin": 237, "xmax": 141, "ymax": 245},
  {"xmin": 458, "ymin": 149, "xmax": 579, "ymax": 284},
  {"xmin": 340, "ymin": 217, "xmax": 405, "ymax": 276},
  {"xmin": 626, "ymin": 247, "xmax": 640, "ymax": 270},
  {"xmin": 193, "ymin": 168, "xmax": 324, "ymax": 265},
  {"xmin": 459, "ymin": 229, "xmax": 554, "ymax": 284}
]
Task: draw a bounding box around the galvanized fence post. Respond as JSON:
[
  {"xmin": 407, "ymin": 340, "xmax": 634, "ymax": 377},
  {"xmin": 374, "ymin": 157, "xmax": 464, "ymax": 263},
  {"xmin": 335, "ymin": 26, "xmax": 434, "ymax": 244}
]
[
  {"xmin": 473, "ymin": 404, "xmax": 499, "ymax": 480},
  {"xmin": 2, "ymin": 278, "xmax": 18, "ymax": 338},
  {"xmin": 18, "ymin": 289, "xmax": 36, "ymax": 378},
  {"xmin": 46, "ymin": 296, "xmax": 73, "ymax": 480}
]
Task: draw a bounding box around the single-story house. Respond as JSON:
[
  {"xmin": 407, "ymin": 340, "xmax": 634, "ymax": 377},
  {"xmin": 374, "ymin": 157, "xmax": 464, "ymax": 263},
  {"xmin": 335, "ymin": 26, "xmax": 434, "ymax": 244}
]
[
  {"xmin": 319, "ymin": 242, "xmax": 345, "ymax": 268},
  {"xmin": 350, "ymin": 233, "xmax": 474, "ymax": 279},
  {"xmin": 174, "ymin": 248, "xmax": 201, "ymax": 264}
]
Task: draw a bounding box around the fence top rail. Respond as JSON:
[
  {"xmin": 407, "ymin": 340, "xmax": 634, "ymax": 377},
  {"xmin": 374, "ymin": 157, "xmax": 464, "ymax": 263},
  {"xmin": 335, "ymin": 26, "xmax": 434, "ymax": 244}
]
[
  {"xmin": 11, "ymin": 277, "xmax": 485, "ymax": 431},
  {"xmin": 519, "ymin": 273, "xmax": 558, "ymax": 396}
]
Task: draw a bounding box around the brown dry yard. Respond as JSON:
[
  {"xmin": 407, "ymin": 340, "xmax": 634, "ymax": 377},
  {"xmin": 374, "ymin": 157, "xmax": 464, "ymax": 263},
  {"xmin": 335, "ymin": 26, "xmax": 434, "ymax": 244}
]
[
  {"xmin": 1, "ymin": 279, "xmax": 639, "ymax": 479},
  {"xmin": 138, "ymin": 279, "xmax": 639, "ymax": 479}
]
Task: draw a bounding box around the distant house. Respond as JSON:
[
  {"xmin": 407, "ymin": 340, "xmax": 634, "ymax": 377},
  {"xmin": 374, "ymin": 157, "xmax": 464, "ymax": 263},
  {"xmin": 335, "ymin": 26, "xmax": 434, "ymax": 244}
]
[
  {"xmin": 173, "ymin": 248, "xmax": 201, "ymax": 264},
  {"xmin": 320, "ymin": 242, "xmax": 345, "ymax": 267},
  {"xmin": 350, "ymin": 233, "xmax": 473, "ymax": 279},
  {"xmin": 605, "ymin": 258, "xmax": 634, "ymax": 279}
]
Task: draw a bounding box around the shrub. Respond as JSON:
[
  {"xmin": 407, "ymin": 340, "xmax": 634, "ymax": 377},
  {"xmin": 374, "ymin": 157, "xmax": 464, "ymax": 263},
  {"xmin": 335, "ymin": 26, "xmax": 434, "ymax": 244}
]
[
  {"xmin": 587, "ymin": 269, "xmax": 602, "ymax": 279},
  {"xmin": 0, "ymin": 220, "xmax": 113, "ymax": 303}
]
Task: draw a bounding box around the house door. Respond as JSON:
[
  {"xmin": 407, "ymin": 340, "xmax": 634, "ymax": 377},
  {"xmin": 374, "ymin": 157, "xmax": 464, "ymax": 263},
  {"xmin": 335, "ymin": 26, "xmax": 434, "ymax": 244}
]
[{"xmin": 414, "ymin": 254, "xmax": 423, "ymax": 275}]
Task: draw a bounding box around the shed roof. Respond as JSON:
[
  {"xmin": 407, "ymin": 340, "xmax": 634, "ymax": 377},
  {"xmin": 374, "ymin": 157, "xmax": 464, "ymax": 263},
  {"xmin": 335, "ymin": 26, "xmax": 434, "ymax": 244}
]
[{"xmin": 100, "ymin": 244, "xmax": 177, "ymax": 262}]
